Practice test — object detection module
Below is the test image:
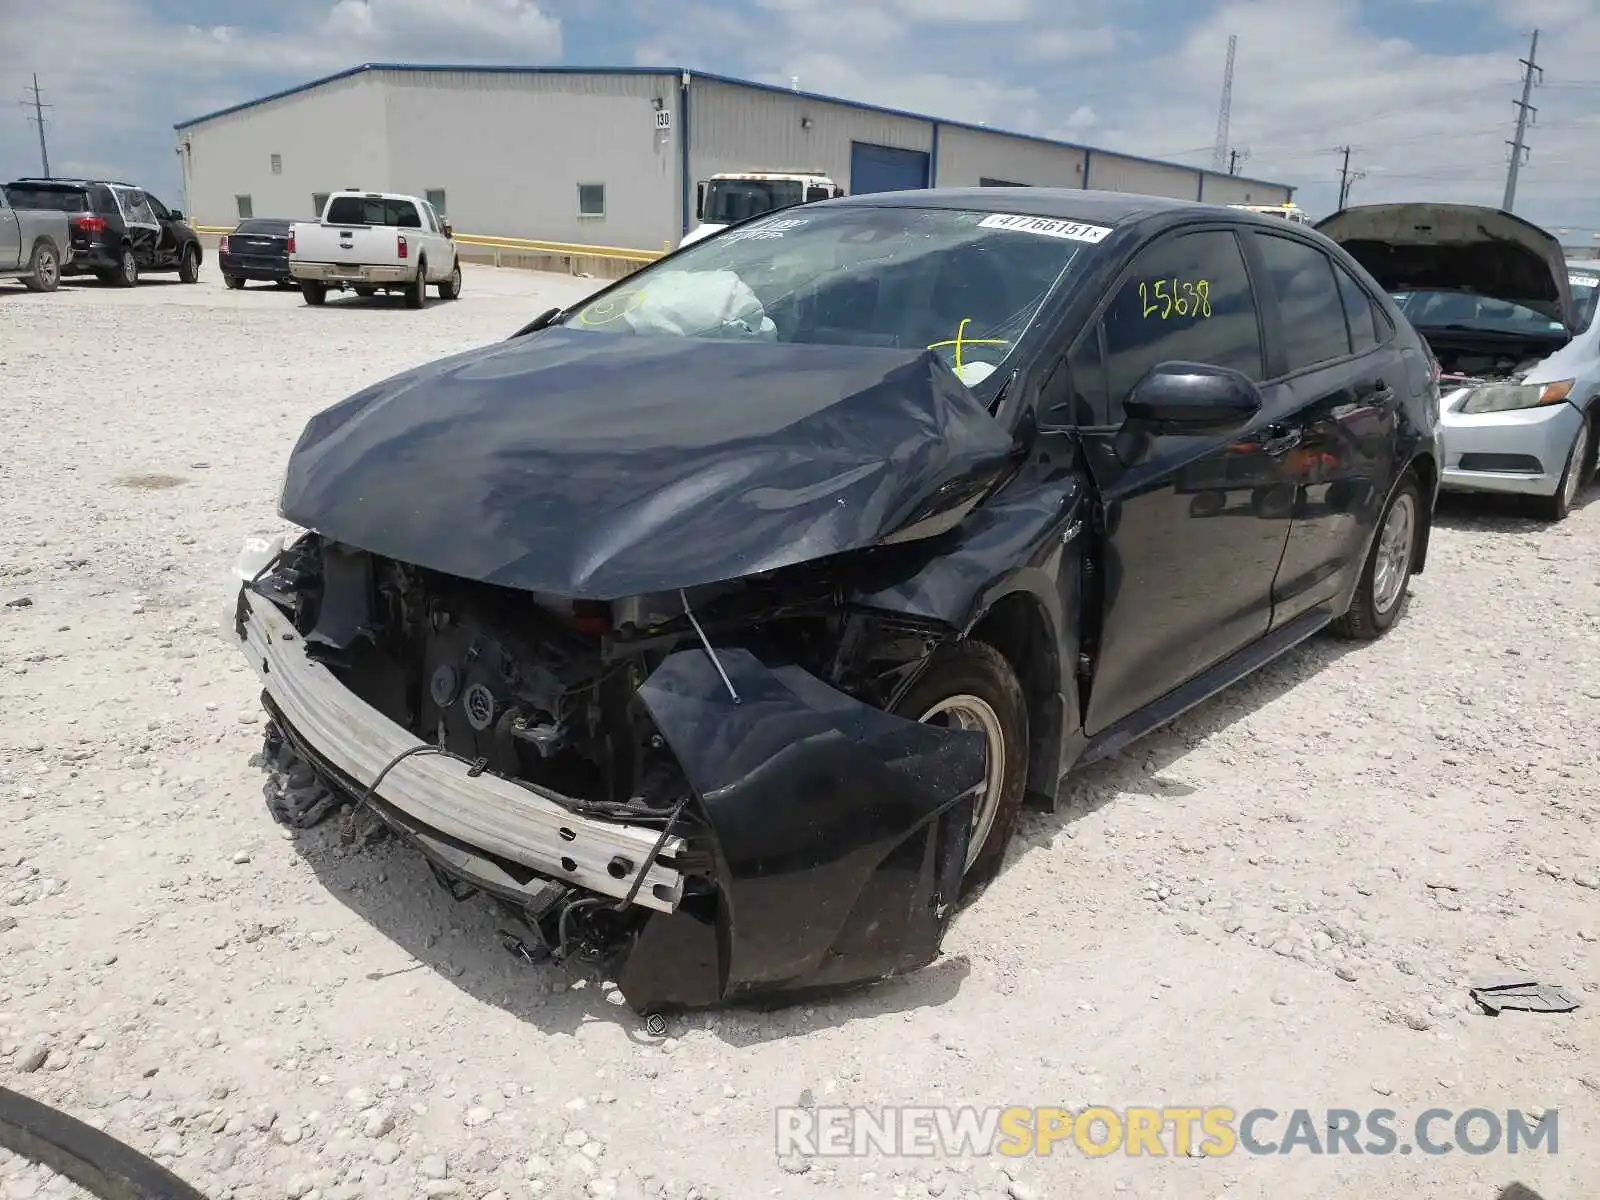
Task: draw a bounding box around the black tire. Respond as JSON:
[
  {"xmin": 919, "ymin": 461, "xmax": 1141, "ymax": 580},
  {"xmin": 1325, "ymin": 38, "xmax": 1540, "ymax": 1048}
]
[
  {"xmin": 223, "ymin": 274, "xmax": 244, "ymax": 290},
  {"xmin": 21, "ymin": 240, "xmax": 59, "ymax": 292},
  {"xmin": 405, "ymin": 260, "xmax": 427, "ymax": 309},
  {"xmin": 302, "ymin": 282, "xmax": 327, "ymax": 306},
  {"xmin": 438, "ymin": 260, "xmax": 462, "ymax": 300},
  {"xmin": 178, "ymin": 244, "xmax": 200, "ymax": 284},
  {"xmin": 112, "ymin": 245, "xmax": 138, "ymax": 287},
  {"xmin": 1530, "ymin": 414, "xmax": 1592, "ymax": 522},
  {"xmin": 353, "ymin": 286, "xmax": 376, "ymax": 298},
  {"xmin": 1332, "ymin": 469, "xmax": 1422, "ymax": 640},
  {"xmin": 891, "ymin": 639, "xmax": 1028, "ymax": 896}
]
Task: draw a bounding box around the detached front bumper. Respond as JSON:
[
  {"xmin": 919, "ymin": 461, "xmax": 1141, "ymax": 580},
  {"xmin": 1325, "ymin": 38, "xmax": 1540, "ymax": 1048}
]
[
  {"xmin": 240, "ymin": 588, "xmax": 687, "ymax": 911},
  {"xmin": 291, "ymin": 262, "xmax": 412, "ymax": 285},
  {"xmin": 236, "ymin": 580, "xmax": 987, "ymax": 1011},
  {"xmin": 1439, "ymin": 399, "xmax": 1583, "ymax": 497}
]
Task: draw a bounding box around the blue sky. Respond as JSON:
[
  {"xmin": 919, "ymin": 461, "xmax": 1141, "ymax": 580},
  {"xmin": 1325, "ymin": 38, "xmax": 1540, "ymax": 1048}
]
[{"xmin": 3, "ymin": 0, "xmax": 1599, "ymax": 237}]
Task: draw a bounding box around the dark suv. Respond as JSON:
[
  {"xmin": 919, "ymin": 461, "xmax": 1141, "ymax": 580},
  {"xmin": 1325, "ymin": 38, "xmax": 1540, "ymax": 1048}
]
[{"xmin": 2, "ymin": 178, "xmax": 202, "ymax": 287}]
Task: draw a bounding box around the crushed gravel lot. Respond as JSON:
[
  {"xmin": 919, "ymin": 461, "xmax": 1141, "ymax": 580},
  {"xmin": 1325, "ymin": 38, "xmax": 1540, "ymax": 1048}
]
[{"xmin": 1, "ymin": 260, "xmax": 1596, "ymax": 1200}]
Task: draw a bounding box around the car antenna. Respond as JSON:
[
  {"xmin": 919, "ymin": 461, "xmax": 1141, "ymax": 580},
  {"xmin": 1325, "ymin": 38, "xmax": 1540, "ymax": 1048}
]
[{"xmin": 679, "ymin": 588, "xmax": 740, "ymax": 703}]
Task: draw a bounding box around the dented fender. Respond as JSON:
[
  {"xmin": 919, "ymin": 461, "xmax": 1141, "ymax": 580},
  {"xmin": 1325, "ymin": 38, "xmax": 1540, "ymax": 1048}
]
[{"xmin": 618, "ymin": 646, "xmax": 987, "ymax": 1010}]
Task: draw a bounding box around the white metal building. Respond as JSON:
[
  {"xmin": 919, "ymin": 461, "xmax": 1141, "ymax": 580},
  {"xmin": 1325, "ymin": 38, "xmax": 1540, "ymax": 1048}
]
[{"xmin": 174, "ymin": 64, "xmax": 1295, "ymax": 252}]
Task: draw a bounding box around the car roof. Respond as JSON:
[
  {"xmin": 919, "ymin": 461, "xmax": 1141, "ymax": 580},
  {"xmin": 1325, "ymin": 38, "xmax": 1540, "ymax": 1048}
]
[
  {"xmin": 821, "ymin": 186, "xmax": 1209, "ymax": 225},
  {"xmin": 7, "ymin": 177, "xmax": 139, "ymax": 189}
]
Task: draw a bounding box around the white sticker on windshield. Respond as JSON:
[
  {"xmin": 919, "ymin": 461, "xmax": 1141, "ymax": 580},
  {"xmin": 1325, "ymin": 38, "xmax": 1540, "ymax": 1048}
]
[
  {"xmin": 719, "ymin": 216, "xmax": 809, "ymax": 245},
  {"xmin": 978, "ymin": 213, "xmax": 1113, "ymax": 243},
  {"xmin": 1570, "ymin": 273, "xmax": 1598, "ymax": 286}
]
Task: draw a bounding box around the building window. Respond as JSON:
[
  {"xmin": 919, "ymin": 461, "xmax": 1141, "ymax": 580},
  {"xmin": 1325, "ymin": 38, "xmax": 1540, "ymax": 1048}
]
[
  {"xmin": 425, "ymin": 188, "xmax": 447, "ymax": 215},
  {"xmin": 235, "ymin": 194, "xmax": 253, "ymax": 219},
  {"xmin": 270, "ymin": 153, "xmax": 282, "ymax": 175},
  {"xmin": 577, "ymin": 183, "xmax": 605, "ymax": 218},
  {"xmin": 312, "ymin": 192, "xmax": 329, "ymax": 217}
]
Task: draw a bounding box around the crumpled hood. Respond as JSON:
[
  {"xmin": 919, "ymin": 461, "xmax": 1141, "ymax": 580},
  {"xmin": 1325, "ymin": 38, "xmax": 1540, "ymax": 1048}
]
[
  {"xmin": 278, "ymin": 326, "xmax": 1015, "ymax": 599},
  {"xmin": 1315, "ymin": 203, "xmax": 1574, "ymax": 329}
]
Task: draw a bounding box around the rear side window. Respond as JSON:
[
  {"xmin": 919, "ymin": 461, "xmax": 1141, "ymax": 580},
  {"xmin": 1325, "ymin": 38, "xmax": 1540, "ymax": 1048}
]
[
  {"xmin": 1255, "ymin": 233, "xmax": 1351, "ymax": 372},
  {"xmin": 1333, "ymin": 262, "xmax": 1380, "ymax": 354},
  {"xmin": 1099, "ymin": 229, "xmax": 1265, "ymax": 423},
  {"xmin": 5, "ymin": 185, "xmax": 91, "ymax": 213},
  {"xmin": 325, "ymin": 196, "xmax": 421, "ymax": 227},
  {"xmin": 92, "ymin": 186, "xmax": 120, "ymax": 216}
]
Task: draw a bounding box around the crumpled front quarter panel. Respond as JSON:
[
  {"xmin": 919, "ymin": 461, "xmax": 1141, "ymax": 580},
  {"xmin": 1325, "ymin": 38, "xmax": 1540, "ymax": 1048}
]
[{"xmin": 635, "ymin": 647, "xmax": 986, "ymax": 999}]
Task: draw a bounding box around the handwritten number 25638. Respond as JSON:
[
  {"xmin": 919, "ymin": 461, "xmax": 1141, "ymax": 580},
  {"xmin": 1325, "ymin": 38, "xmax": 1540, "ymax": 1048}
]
[{"xmin": 1138, "ymin": 279, "xmax": 1213, "ymax": 319}]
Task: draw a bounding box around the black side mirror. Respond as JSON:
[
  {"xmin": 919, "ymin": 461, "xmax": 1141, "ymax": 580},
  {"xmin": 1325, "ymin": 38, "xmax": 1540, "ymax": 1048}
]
[
  {"xmin": 695, "ymin": 182, "xmax": 706, "ymax": 221},
  {"xmin": 509, "ymin": 307, "xmax": 562, "ymax": 339},
  {"xmin": 441, "ymin": 221, "xmax": 453, "ymax": 239},
  {"xmin": 1123, "ymin": 362, "xmax": 1262, "ymax": 432},
  {"xmin": 168, "ymin": 209, "xmax": 184, "ymax": 221}
]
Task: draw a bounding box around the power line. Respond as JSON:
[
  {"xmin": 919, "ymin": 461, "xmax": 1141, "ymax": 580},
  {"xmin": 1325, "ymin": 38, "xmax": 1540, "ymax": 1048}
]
[
  {"xmin": 18, "ymin": 73, "xmax": 51, "ymax": 178},
  {"xmin": 1504, "ymin": 29, "xmax": 1542, "ymax": 211}
]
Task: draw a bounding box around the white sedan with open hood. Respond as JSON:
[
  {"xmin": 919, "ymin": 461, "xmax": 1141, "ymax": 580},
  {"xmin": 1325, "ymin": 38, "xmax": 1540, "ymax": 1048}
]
[{"xmin": 1317, "ymin": 203, "xmax": 1599, "ymax": 520}]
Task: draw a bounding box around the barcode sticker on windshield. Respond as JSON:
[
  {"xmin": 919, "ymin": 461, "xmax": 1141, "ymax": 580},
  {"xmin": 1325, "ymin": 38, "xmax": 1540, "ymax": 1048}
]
[{"xmin": 979, "ymin": 213, "xmax": 1113, "ymax": 243}]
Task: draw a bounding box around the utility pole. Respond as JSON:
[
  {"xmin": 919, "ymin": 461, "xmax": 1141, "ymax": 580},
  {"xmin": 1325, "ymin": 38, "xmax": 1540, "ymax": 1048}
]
[
  {"xmin": 1504, "ymin": 29, "xmax": 1541, "ymax": 212},
  {"xmin": 19, "ymin": 74, "xmax": 52, "ymax": 177},
  {"xmin": 1229, "ymin": 147, "xmax": 1250, "ymax": 176},
  {"xmin": 1335, "ymin": 146, "xmax": 1365, "ymax": 208}
]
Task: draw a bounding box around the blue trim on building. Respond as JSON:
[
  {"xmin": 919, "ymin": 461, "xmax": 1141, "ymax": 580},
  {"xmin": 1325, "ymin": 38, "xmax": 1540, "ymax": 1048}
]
[
  {"xmin": 1197, "ymin": 174, "xmax": 1205, "ymax": 202},
  {"xmin": 929, "ymin": 122, "xmax": 940, "ymax": 188},
  {"xmin": 171, "ymin": 62, "xmax": 1294, "ymax": 196},
  {"xmin": 680, "ymin": 77, "xmax": 692, "ymax": 237},
  {"xmin": 1082, "ymin": 150, "xmax": 1092, "ymax": 190}
]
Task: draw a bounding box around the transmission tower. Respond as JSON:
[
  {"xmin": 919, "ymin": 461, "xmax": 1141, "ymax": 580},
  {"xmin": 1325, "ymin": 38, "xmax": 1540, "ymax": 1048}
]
[
  {"xmin": 1212, "ymin": 34, "xmax": 1237, "ymax": 172},
  {"xmin": 18, "ymin": 74, "xmax": 51, "ymax": 178}
]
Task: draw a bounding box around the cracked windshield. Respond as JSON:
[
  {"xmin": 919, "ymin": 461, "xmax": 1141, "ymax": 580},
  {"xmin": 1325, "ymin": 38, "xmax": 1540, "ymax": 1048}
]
[{"xmin": 567, "ymin": 206, "xmax": 1091, "ymax": 388}]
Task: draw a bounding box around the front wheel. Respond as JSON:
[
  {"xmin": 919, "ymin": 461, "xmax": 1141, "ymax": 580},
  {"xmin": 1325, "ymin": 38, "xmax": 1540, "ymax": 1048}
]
[
  {"xmin": 892, "ymin": 639, "xmax": 1028, "ymax": 895},
  {"xmin": 22, "ymin": 241, "xmax": 59, "ymax": 292},
  {"xmin": 438, "ymin": 261, "xmax": 462, "ymax": 300},
  {"xmin": 178, "ymin": 245, "xmax": 200, "ymax": 284},
  {"xmin": 302, "ymin": 282, "xmax": 327, "ymax": 306},
  {"xmin": 1531, "ymin": 415, "xmax": 1592, "ymax": 522},
  {"xmin": 1332, "ymin": 470, "xmax": 1422, "ymax": 640}
]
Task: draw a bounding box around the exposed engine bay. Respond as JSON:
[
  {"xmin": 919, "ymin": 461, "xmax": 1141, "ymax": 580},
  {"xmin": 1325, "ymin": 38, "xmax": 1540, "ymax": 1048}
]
[{"xmin": 244, "ymin": 531, "xmax": 988, "ymax": 1009}]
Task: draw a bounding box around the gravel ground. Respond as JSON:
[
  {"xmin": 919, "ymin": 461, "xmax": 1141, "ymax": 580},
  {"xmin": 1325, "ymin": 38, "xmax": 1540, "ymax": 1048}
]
[{"xmin": 1, "ymin": 260, "xmax": 1596, "ymax": 1200}]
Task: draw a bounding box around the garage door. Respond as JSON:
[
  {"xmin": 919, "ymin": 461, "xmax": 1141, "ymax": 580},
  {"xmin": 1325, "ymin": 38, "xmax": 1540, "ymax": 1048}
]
[{"xmin": 850, "ymin": 142, "xmax": 930, "ymax": 194}]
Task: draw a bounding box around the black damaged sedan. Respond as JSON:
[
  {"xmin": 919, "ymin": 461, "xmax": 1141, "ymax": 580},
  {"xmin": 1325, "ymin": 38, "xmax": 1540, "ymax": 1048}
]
[{"xmin": 233, "ymin": 188, "xmax": 1442, "ymax": 1011}]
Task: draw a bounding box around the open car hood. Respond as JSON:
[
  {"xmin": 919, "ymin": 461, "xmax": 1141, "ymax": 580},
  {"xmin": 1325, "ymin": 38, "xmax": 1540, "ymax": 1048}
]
[
  {"xmin": 278, "ymin": 325, "xmax": 1016, "ymax": 599},
  {"xmin": 1315, "ymin": 203, "xmax": 1574, "ymax": 330}
]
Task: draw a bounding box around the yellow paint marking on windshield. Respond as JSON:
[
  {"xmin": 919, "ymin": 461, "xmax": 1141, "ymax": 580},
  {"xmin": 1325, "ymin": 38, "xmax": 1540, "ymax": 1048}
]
[
  {"xmin": 579, "ymin": 289, "xmax": 647, "ymax": 326},
  {"xmin": 927, "ymin": 318, "xmax": 1009, "ymax": 371}
]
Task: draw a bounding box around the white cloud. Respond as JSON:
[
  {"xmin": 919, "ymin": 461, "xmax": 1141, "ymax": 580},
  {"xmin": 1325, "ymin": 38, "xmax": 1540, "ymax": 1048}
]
[{"xmin": 0, "ymin": 0, "xmax": 561, "ymax": 192}]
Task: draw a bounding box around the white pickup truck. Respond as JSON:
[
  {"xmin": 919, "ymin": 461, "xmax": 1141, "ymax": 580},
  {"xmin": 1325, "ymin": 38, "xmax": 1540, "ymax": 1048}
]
[{"xmin": 289, "ymin": 191, "xmax": 460, "ymax": 308}]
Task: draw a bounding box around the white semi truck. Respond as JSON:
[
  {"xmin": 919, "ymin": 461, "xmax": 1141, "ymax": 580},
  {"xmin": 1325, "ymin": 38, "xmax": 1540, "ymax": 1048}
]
[{"xmin": 681, "ymin": 170, "xmax": 844, "ymax": 247}]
